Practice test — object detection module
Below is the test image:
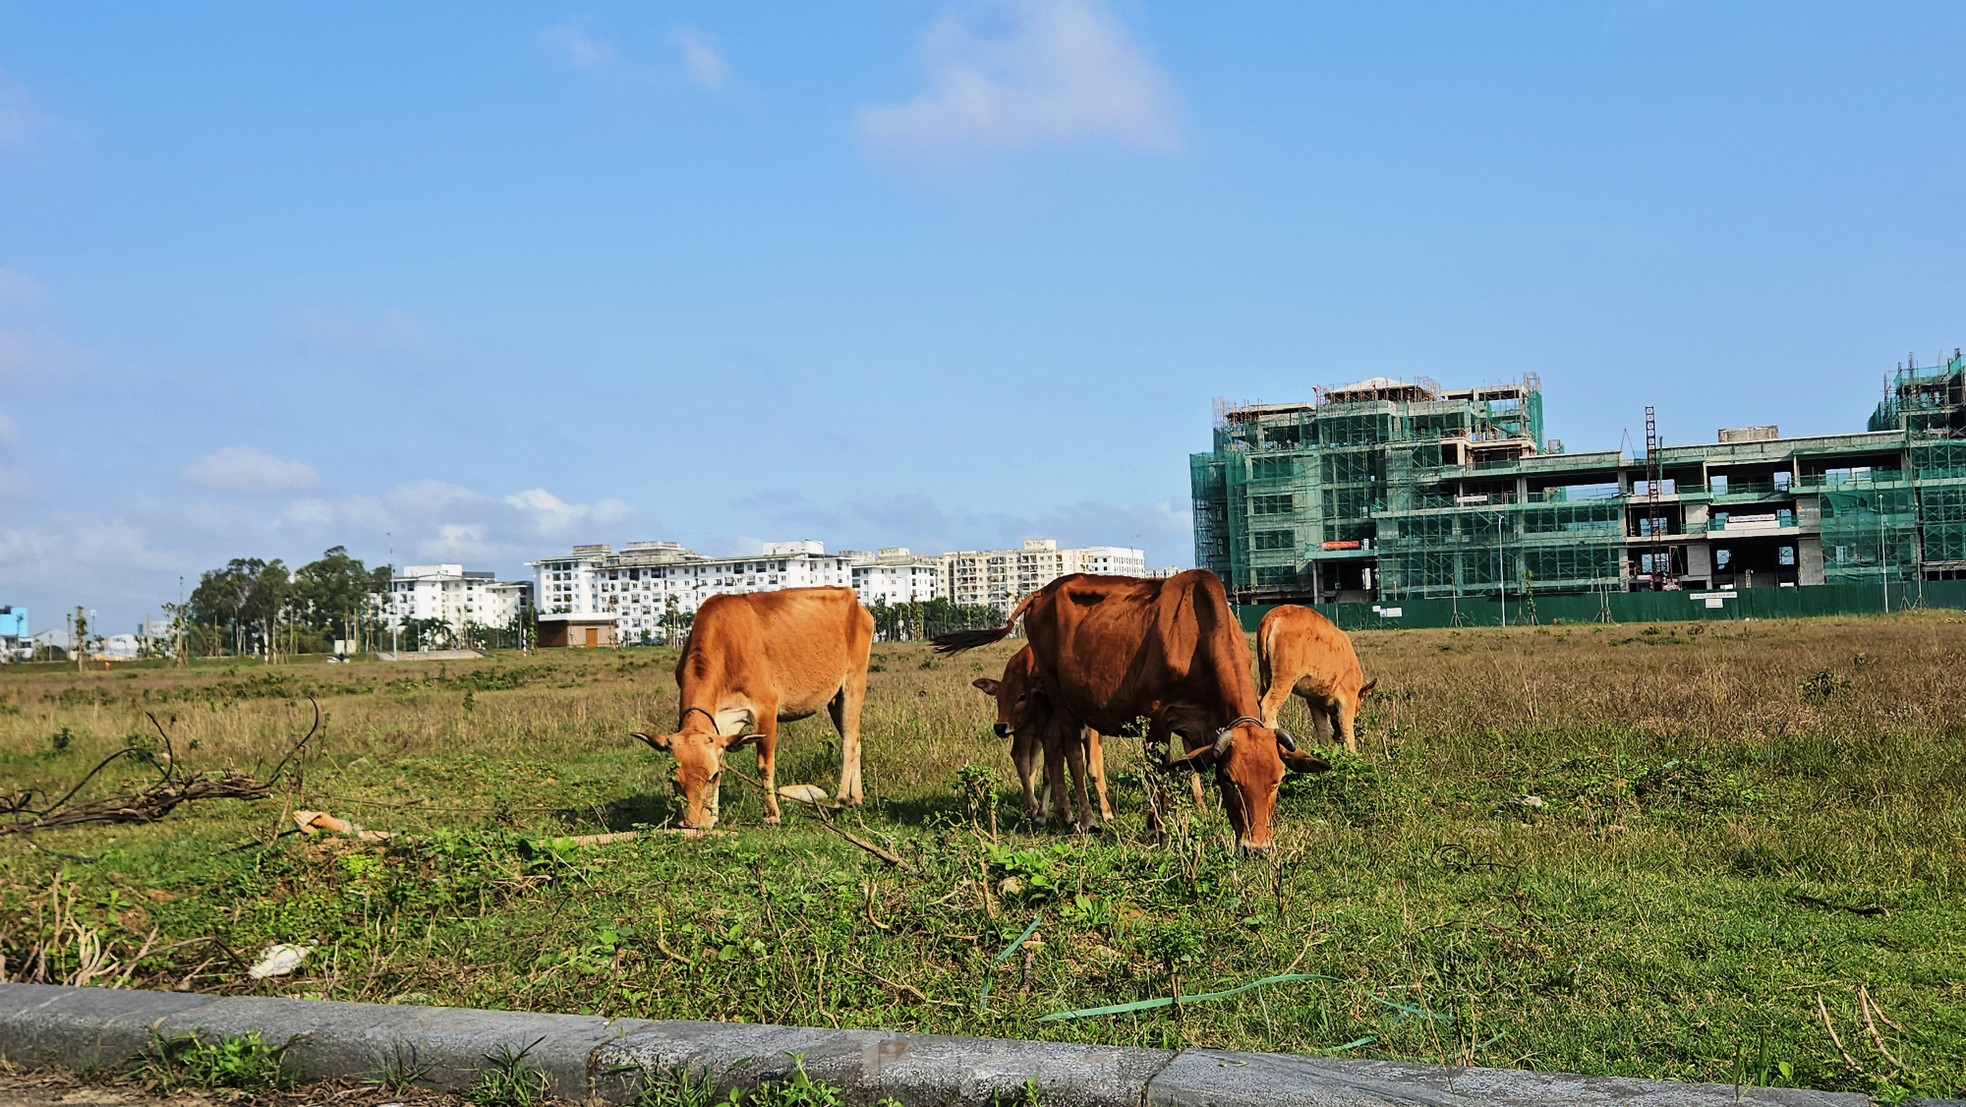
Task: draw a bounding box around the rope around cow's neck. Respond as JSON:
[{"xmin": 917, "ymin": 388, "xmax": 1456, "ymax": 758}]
[
  {"xmin": 679, "ymin": 705, "xmax": 720, "ymax": 734},
  {"xmin": 1223, "ymin": 715, "xmax": 1263, "ymax": 730}
]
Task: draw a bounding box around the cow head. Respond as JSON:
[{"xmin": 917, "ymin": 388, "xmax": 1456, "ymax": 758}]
[
  {"xmin": 1168, "ymin": 716, "xmax": 1329, "ymax": 856},
  {"xmin": 971, "ymin": 650, "xmax": 1046, "ymax": 740},
  {"xmin": 632, "ymin": 718, "xmax": 763, "ymax": 829}
]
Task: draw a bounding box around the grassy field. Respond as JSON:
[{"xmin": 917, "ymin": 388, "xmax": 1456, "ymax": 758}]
[{"xmin": 2, "ymin": 614, "xmax": 1962, "ymax": 1101}]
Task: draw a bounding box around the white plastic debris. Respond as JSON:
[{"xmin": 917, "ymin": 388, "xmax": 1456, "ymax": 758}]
[
  {"xmin": 775, "ymin": 784, "xmax": 830, "ymax": 805},
  {"xmin": 247, "ymin": 943, "xmax": 314, "ymax": 980}
]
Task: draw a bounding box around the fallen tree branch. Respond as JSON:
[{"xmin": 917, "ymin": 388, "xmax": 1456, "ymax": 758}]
[
  {"xmin": 1818, "ymin": 992, "xmax": 1857, "ymax": 1071},
  {"xmin": 724, "ymin": 764, "xmax": 915, "ymax": 871},
  {"xmin": 0, "ymin": 700, "xmax": 323, "ymax": 837}
]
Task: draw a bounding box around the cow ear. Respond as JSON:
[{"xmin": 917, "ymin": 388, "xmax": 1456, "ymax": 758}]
[
  {"xmin": 633, "ymin": 731, "xmax": 673, "ymax": 753},
  {"xmin": 972, "ymin": 677, "xmax": 1001, "ymax": 696},
  {"xmin": 1281, "ymin": 747, "xmax": 1331, "ymax": 774},
  {"xmin": 722, "ymin": 732, "xmax": 766, "ymax": 752},
  {"xmin": 1165, "ymin": 741, "xmax": 1220, "ymax": 772}
]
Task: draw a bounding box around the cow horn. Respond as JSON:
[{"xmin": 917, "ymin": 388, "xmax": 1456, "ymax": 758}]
[
  {"xmin": 1211, "ymin": 727, "xmax": 1235, "ymax": 758},
  {"xmin": 1275, "ymin": 728, "xmax": 1300, "ymax": 752}
]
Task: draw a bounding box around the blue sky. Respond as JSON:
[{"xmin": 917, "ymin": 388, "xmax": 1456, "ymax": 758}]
[{"xmin": 2, "ymin": 1, "xmax": 1963, "ymax": 631}]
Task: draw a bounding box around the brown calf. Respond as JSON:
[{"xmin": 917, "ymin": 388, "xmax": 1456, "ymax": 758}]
[
  {"xmin": 1257, "ymin": 605, "xmax": 1377, "ymax": 754},
  {"xmin": 971, "ymin": 646, "xmax": 1112, "ymax": 829}
]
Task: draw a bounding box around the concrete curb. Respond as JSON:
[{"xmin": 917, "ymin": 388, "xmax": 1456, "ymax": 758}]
[{"xmin": 0, "ymin": 983, "xmax": 1926, "ymax": 1106}]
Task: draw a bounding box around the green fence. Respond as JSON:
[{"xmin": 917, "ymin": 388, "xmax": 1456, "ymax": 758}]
[{"xmin": 1233, "ymin": 580, "xmax": 1966, "ymax": 633}]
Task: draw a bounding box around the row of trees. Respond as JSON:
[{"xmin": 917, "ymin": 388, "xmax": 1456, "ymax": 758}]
[
  {"xmin": 866, "ymin": 596, "xmax": 1007, "ymax": 642},
  {"xmin": 187, "ymin": 546, "xmax": 393, "ymax": 659}
]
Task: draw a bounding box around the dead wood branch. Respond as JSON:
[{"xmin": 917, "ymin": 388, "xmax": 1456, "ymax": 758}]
[
  {"xmin": 1818, "ymin": 992, "xmax": 1858, "ymax": 1070},
  {"xmin": 0, "ymin": 699, "xmax": 323, "ymax": 837}
]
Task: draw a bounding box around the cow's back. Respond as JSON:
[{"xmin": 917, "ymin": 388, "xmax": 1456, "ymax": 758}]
[
  {"xmin": 1260, "ymin": 604, "xmax": 1364, "ymax": 700},
  {"xmin": 1031, "ymin": 570, "xmax": 1256, "ymax": 734},
  {"xmin": 683, "ymin": 588, "xmax": 872, "ymax": 714}
]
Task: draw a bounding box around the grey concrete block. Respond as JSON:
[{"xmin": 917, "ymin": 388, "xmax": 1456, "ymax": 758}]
[
  {"xmin": 0, "ymin": 982, "xmax": 218, "ymax": 1072},
  {"xmin": 1147, "ymin": 1048, "xmax": 1872, "ymax": 1107},
  {"xmin": 598, "ymin": 1021, "xmax": 1176, "ymax": 1107},
  {"xmin": 154, "ymin": 995, "xmax": 653, "ymax": 1099}
]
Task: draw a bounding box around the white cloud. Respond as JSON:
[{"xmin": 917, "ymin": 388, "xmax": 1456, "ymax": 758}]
[
  {"xmin": 387, "ymin": 479, "xmax": 488, "ymax": 515},
  {"xmin": 0, "ymin": 327, "xmax": 89, "ymax": 383},
  {"xmin": 858, "ymin": 0, "xmax": 1180, "ymax": 164},
  {"xmin": 505, "ymin": 487, "xmax": 631, "ymax": 537},
  {"xmin": 0, "ymin": 269, "xmax": 44, "ymax": 314},
  {"xmin": 419, "ymin": 523, "xmax": 496, "ymax": 562},
  {"xmin": 0, "ymin": 70, "xmax": 41, "ymax": 150},
  {"xmin": 280, "ymin": 307, "xmax": 427, "ymax": 355},
  {"xmin": 184, "ymin": 446, "xmax": 322, "ymax": 494},
  {"xmin": 0, "ymin": 409, "xmax": 16, "ymax": 458},
  {"xmin": 674, "ymin": 29, "xmax": 729, "ymax": 90},
  {"xmin": 0, "ymin": 270, "xmax": 90, "ymax": 384},
  {"xmin": 541, "ymin": 22, "xmax": 615, "ymax": 72}
]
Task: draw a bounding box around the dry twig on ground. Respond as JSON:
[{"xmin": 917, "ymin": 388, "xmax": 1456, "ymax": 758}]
[{"xmin": 0, "ymin": 700, "xmax": 321, "ymax": 837}]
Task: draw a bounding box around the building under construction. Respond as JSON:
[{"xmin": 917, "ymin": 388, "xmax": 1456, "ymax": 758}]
[{"xmin": 1190, "ymin": 348, "xmax": 1966, "ymax": 621}]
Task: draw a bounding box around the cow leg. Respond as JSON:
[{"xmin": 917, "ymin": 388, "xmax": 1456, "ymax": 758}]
[
  {"xmin": 828, "ymin": 668, "xmax": 869, "ymax": 807},
  {"xmin": 1066, "ymin": 730, "xmax": 1096, "ymax": 830},
  {"xmin": 1299, "ymin": 691, "xmax": 1334, "ymax": 745},
  {"xmin": 1041, "ymin": 730, "xmax": 1073, "ymax": 830},
  {"xmin": 748, "ymin": 702, "xmax": 783, "ymax": 825},
  {"xmin": 1086, "ymin": 728, "xmax": 1114, "ymax": 822},
  {"xmin": 1258, "ymin": 671, "xmax": 1292, "ymax": 730},
  {"xmin": 1011, "ymin": 729, "xmax": 1043, "ymax": 822}
]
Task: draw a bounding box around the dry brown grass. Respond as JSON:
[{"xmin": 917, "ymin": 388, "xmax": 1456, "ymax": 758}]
[{"xmin": 1, "ymin": 613, "xmax": 1962, "ymax": 1099}]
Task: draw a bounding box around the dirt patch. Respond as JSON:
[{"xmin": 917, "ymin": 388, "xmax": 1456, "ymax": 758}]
[{"xmin": 0, "ymin": 1069, "xmax": 526, "ymax": 1107}]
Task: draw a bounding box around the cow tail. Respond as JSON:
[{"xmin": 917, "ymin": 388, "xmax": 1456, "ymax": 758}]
[{"xmin": 932, "ymin": 590, "xmax": 1039, "ymax": 655}]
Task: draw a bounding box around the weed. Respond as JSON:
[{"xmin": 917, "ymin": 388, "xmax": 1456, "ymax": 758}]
[
  {"xmin": 1800, "ymin": 669, "xmax": 1849, "ymax": 705},
  {"xmin": 370, "ymin": 1041, "xmax": 434, "ymax": 1090},
  {"xmin": 752, "ymin": 1053, "xmax": 841, "ymax": 1107},
  {"xmin": 148, "ymin": 1031, "xmax": 291, "ymax": 1094},
  {"xmin": 45, "ymin": 725, "xmax": 74, "ymax": 755},
  {"xmin": 635, "ymin": 1064, "xmax": 741, "ymax": 1107},
  {"xmin": 469, "ymin": 1039, "xmax": 551, "ymax": 1107}
]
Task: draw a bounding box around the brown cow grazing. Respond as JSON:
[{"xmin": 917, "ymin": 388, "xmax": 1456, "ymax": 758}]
[
  {"xmin": 936, "ymin": 569, "xmax": 1327, "ymax": 855},
  {"xmin": 1257, "ymin": 605, "xmax": 1377, "ymax": 754},
  {"xmin": 633, "ymin": 587, "xmax": 873, "ymax": 829},
  {"xmin": 971, "ymin": 646, "xmax": 1112, "ymax": 829}
]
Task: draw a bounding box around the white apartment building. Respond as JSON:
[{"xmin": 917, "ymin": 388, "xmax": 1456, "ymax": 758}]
[
  {"xmin": 529, "ymin": 540, "xmax": 854, "ymax": 644},
  {"xmin": 1065, "ymin": 545, "xmax": 1152, "ymax": 578},
  {"xmin": 377, "ymin": 564, "xmax": 532, "ymax": 639},
  {"xmin": 939, "ymin": 539, "xmax": 1148, "ymax": 612},
  {"xmin": 843, "ymin": 548, "xmax": 943, "ymax": 607}
]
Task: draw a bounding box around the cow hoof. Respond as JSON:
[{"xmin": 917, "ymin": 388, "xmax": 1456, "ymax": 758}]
[{"xmin": 762, "ymin": 814, "xmax": 782, "ymax": 827}]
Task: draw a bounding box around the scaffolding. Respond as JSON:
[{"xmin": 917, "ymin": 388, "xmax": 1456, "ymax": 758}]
[
  {"xmin": 1193, "ymin": 377, "xmax": 1544, "ymax": 599},
  {"xmin": 1818, "ymin": 483, "xmax": 1920, "ymax": 587},
  {"xmin": 1191, "ymin": 353, "xmax": 1966, "ymax": 606},
  {"xmin": 1376, "ymin": 494, "xmax": 1624, "ymax": 601},
  {"xmin": 1868, "ymin": 349, "xmax": 1966, "ymax": 435},
  {"xmin": 1911, "ymin": 438, "xmax": 1966, "ymax": 573}
]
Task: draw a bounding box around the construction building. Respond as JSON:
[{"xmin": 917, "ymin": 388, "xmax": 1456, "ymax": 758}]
[{"xmin": 1191, "ymin": 349, "xmax": 1966, "ymax": 620}]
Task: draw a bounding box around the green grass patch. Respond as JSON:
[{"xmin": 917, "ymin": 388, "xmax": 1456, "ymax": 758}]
[{"xmin": 3, "ymin": 618, "xmax": 1963, "ymax": 1101}]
